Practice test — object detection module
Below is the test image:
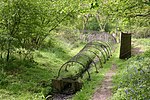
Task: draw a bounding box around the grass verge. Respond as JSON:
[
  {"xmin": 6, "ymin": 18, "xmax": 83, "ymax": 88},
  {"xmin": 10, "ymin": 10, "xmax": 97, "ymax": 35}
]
[{"xmin": 111, "ymin": 38, "xmax": 150, "ymax": 100}]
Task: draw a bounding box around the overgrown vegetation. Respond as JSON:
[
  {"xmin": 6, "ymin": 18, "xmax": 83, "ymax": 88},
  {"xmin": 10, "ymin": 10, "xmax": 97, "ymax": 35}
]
[
  {"xmin": 111, "ymin": 39, "xmax": 150, "ymax": 100},
  {"xmin": 0, "ymin": 37, "xmax": 83, "ymax": 99},
  {"xmin": 0, "ymin": 0, "xmax": 150, "ymax": 99}
]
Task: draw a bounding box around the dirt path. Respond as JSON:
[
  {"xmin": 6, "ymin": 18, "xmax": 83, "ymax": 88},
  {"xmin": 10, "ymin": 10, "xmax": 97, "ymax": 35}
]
[
  {"xmin": 131, "ymin": 41, "xmax": 144, "ymax": 55},
  {"xmin": 131, "ymin": 47, "xmax": 144, "ymax": 56},
  {"xmin": 92, "ymin": 64, "xmax": 116, "ymax": 100}
]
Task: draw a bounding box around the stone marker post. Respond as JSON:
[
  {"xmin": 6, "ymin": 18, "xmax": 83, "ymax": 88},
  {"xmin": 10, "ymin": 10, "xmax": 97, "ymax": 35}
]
[{"xmin": 119, "ymin": 32, "xmax": 131, "ymax": 59}]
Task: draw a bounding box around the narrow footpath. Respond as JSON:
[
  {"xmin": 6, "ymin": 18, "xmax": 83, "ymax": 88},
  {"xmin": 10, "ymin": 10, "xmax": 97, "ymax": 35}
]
[{"xmin": 92, "ymin": 64, "xmax": 116, "ymax": 100}]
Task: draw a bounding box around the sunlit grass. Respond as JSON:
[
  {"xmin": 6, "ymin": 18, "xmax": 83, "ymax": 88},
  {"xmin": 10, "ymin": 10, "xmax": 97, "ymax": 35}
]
[
  {"xmin": 1, "ymin": 38, "xmax": 149, "ymax": 100},
  {"xmin": 132, "ymin": 38, "xmax": 150, "ymax": 51},
  {"xmin": 0, "ymin": 39, "xmax": 84, "ymax": 99}
]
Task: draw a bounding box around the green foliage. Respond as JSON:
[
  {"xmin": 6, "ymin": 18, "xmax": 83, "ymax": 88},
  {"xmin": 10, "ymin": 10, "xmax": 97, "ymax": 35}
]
[
  {"xmin": 88, "ymin": 0, "xmax": 150, "ymax": 34},
  {"xmin": 55, "ymin": 26, "xmax": 81, "ymax": 45},
  {"xmin": 0, "ymin": 0, "xmax": 48, "ymax": 62},
  {"xmin": 112, "ymin": 50, "xmax": 150, "ymax": 100},
  {"xmin": 0, "ymin": 0, "xmax": 84, "ymax": 64},
  {"xmin": 85, "ymin": 17, "xmax": 100, "ymax": 31},
  {"xmin": 0, "ymin": 0, "xmax": 150, "ymax": 99}
]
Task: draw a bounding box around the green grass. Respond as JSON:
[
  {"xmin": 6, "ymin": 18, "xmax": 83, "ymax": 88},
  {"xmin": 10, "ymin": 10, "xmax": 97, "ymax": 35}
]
[
  {"xmin": 0, "ymin": 39, "xmax": 84, "ymax": 100},
  {"xmin": 111, "ymin": 38, "xmax": 150, "ymax": 100},
  {"xmin": 1, "ymin": 38, "xmax": 149, "ymax": 100},
  {"xmin": 132, "ymin": 38, "xmax": 150, "ymax": 51},
  {"xmin": 0, "ymin": 39, "xmax": 119, "ymax": 100}
]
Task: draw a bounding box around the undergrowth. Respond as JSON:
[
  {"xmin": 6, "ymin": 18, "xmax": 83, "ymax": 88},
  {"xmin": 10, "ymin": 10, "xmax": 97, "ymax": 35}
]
[
  {"xmin": 0, "ymin": 38, "xmax": 84, "ymax": 100},
  {"xmin": 1, "ymin": 38, "xmax": 149, "ymax": 100},
  {"xmin": 111, "ymin": 39, "xmax": 150, "ymax": 100}
]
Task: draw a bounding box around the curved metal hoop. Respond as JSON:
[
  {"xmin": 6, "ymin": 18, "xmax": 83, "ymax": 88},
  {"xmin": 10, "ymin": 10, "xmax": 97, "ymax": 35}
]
[
  {"xmin": 70, "ymin": 53, "xmax": 98, "ymax": 73},
  {"xmin": 96, "ymin": 41, "xmax": 112, "ymax": 56},
  {"xmin": 84, "ymin": 49, "xmax": 103, "ymax": 68},
  {"xmin": 85, "ymin": 44, "xmax": 107, "ymax": 63},
  {"xmin": 89, "ymin": 42, "xmax": 111, "ymax": 59},
  {"xmin": 57, "ymin": 41, "xmax": 113, "ymax": 81}
]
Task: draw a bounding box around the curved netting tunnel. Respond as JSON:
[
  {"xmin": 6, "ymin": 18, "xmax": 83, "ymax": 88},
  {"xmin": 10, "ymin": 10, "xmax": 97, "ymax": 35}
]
[{"xmin": 52, "ymin": 40, "xmax": 114, "ymax": 94}]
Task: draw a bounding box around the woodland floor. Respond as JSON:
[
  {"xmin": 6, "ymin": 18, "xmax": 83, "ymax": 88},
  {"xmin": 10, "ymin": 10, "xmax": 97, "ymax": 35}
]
[
  {"xmin": 131, "ymin": 47, "xmax": 144, "ymax": 55},
  {"xmin": 47, "ymin": 44, "xmax": 144, "ymax": 100}
]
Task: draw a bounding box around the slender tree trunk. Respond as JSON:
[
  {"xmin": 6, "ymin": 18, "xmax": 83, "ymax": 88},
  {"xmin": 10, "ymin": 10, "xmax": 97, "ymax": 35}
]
[
  {"xmin": 83, "ymin": 14, "xmax": 89, "ymax": 33},
  {"xmin": 6, "ymin": 40, "xmax": 11, "ymax": 62},
  {"xmin": 0, "ymin": 52, "xmax": 2, "ymax": 59},
  {"xmin": 0, "ymin": 45, "xmax": 3, "ymax": 59},
  {"xmin": 95, "ymin": 14, "xmax": 102, "ymax": 30}
]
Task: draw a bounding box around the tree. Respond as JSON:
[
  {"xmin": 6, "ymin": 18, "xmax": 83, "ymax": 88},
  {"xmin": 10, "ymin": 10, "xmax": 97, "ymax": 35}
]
[
  {"xmin": 0, "ymin": 0, "xmax": 92, "ymax": 63},
  {"xmin": 0, "ymin": 0, "xmax": 46, "ymax": 62},
  {"xmin": 100, "ymin": 0, "xmax": 150, "ymax": 32}
]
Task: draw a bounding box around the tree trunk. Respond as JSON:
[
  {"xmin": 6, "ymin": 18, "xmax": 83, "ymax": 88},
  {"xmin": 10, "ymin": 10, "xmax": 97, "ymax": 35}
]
[
  {"xmin": 6, "ymin": 40, "xmax": 11, "ymax": 62},
  {"xmin": 0, "ymin": 52, "xmax": 2, "ymax": 59}
]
